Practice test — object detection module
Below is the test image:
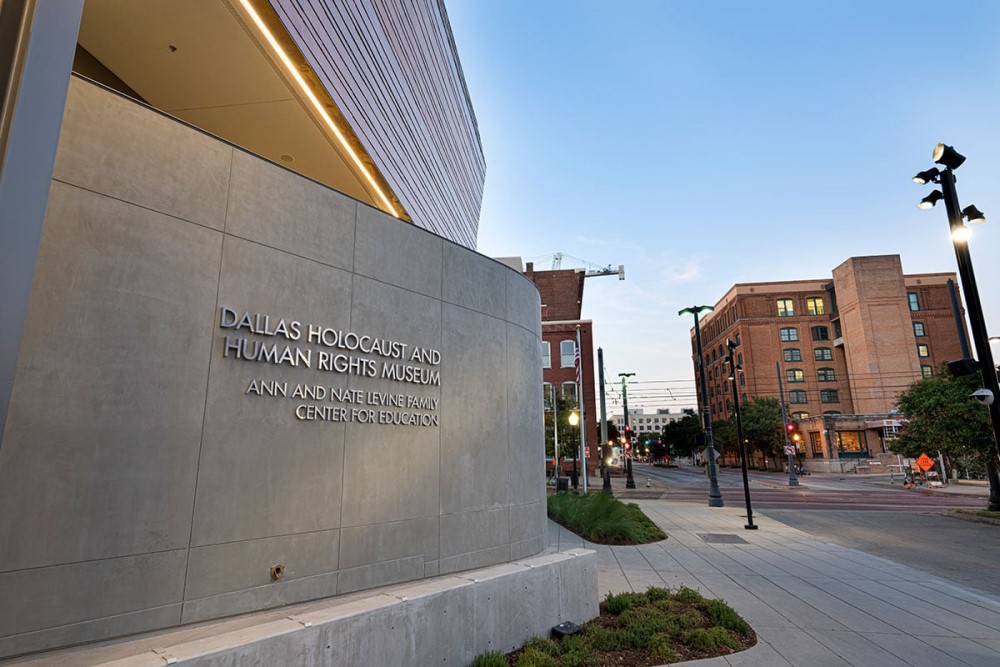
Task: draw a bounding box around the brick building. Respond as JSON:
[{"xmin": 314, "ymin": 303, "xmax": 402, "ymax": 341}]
[
  {"xmin": 691, "ymin": 255, "xmax": 969, "ymax": 469},
  {"xmin": 523, "ymin": 263, "xmax": 599, "ymax": 478}
]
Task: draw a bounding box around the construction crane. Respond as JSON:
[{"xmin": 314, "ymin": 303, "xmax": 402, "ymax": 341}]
[{"xmin": 537, "ymin": 253, "xmax": 625, "ymax": 280}]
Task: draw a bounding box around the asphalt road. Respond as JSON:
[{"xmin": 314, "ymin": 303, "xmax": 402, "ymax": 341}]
[{"xmin": 640, "ymin": 465, "xmax": 1000, "ymax": 597}]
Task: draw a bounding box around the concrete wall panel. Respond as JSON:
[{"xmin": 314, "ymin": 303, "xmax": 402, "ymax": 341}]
[
  {"xmin": 443, "ymin": 242, "xmax": 507, "ymax": 318},
  {"xmin": 0, "ymin": 79, "xmax": 546, "ymax": 657},
  {"xmin": 354, "ymin": 203, "xmax": 443, "ymax": 298},
  {"xmin": 51, "ymin": 78, "xmax": 231, "ymax": 230},
  {"xmin": 191, "ymin": 236, "xmax": 353, "ymax": 546},
  {"xmin": 0, "ymin": 182, "xmax": 221, "ymax": 570},
  {"xmin": 225, "ymin": 150, "xmax": 357, "ymax": 271},
  {"xmin": 440, "ymin": 305, "xmax": 509, "ymax": 514}
]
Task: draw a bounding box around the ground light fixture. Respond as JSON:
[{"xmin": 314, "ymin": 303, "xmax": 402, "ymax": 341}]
[
  {"xmin": 914, "ymin": 143, "xmax": 1000, "ymax": 511},
  {"xmin": 678, "ymin": 306, "xmax": 724, "ymax": 507}
]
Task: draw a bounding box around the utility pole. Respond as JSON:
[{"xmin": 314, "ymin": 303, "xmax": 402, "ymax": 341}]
[
  {"xmin": 620, "ymin": 372, "xmax": 636, "ymax": 489},
  {"xmin": 776, "ymin": 361, "xmax": 799, "ymax": 486}
]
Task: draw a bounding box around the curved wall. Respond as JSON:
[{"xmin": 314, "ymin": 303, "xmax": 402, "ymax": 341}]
[{"xmin": 0, "ymin": 77, "xmax": 544, "ymax": 658}]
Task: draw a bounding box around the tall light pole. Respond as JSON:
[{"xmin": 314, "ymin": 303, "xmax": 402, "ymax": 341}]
[
  {"xmin": 598, "ymin": 348, "xmax": 613, "ymax": 494},
  {"xmin": 619, "ymin": 372, "xmax": 636, "ymax": 489},
  {"xmin": 914, "ymin": 144, "xmax": 1000, "ymax": 511},
  {"xmin": 679, "ymin": 306, "xmax": 724, "ymax": 507},
  {"xmin": 727, "ymin": 339, "xmax": 757, "ymax": 529}
]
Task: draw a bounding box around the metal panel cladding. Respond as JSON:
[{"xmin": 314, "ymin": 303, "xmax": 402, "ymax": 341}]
[{"xmin": 272, "ymin": 0, "xmax": 485, "ymax": 249}]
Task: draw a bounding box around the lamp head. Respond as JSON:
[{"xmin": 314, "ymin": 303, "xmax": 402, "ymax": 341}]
[
  {"xmin": 678, "ymin": 305, "xmax": 714, "ymax": 317},
  {"xmin": 933, "ymin": 143, "xmax": 966, "ymax": 170},
  {"xmin": 963, "ymin": 204, "xmax": 986, "ymax": 224},
  {"xmin": 918, "ymin": 190, "xmax": 944, "ymax": 209},
  {"xmin": 568, "ymin": 411, "xmax": 579, "ymax": 426},
  {"xmin": 912, "ymin": 168, "xmax": 940, "ymax": 185}
]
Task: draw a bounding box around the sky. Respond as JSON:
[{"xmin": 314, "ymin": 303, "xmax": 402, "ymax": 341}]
[{"xmin": 446, "ymin": 0, "xmax": 1000, "ymax": 414}]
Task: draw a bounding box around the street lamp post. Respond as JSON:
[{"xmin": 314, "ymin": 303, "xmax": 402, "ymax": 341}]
[
  {"xmin": 569, "ymin": 410, "xmax": 580, "ymax": 491},
  {"xmin": 727, "ymin": 339, "xmax": 757, "ymax": 529},
  {"xmin": 598, "ymin": 348, "xmax": 613, "ymax": 494},
  {"xmin": 914, "ymin": 144, "xmax": 1000, "ymax": 511},
  {"xmin": 679, "ymin": 306, "xmax": 725, "ymax": 507},
  {"xmin": 619, "ymin": 372, "xmax": 636, "ymax": 489}
]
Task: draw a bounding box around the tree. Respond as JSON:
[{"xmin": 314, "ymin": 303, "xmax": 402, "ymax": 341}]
[
  {"xmin": 712, "ymin": 418, "xmax": 737, "ymax": 461},
  {"xmin": 662, "ymin": 409, "xmax": 700, "ymax": 457},
  {"xmin": 544, "ymin": 397, "xmax": 580, "ymax": 459},
  {"xmin": 895, "ymin": 371, "xmax": 993, "ymax": 478},
  {"xmin": 739, "ymin": 397, "xmax": 784, "ymax": 467}
]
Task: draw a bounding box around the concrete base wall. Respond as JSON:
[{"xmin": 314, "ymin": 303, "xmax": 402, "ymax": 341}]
[
  {"xmin": 0, "ymin": 78, "xmax": 546, "ymax": 658},
  {"xmin": 3, "ymin": 550, "xmax": 597, "ymax": 667}
]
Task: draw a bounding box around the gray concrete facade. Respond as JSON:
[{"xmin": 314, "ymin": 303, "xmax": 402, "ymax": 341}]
[{"xmin": 0, "ymin": 77, "xmax": 547, "ymax": 659}]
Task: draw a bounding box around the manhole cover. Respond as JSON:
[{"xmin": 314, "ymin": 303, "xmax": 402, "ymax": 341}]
[{"xmin": 698, "ymin": 533, "xmax": 749, "ymax": 544}]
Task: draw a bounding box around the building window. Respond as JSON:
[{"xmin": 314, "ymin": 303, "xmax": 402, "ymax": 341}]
[
  {"xmin": 560, "ymin": 340, "xmax": 575, "ymax": 367},
  {"xmin": 817, "ymin": 367, "xmax": 836, "ymax": 382},
  {"xmin": 820, "ymin": 389, "xmax": 839, "ymax": 403},
  {"xmin": 814, "ymin": 347, "xmax": 833, "ymax": 361},
  {"xmin": 742, "ymin": 393, "xmax": 748, "ymax": 402},
  {"xmin": 917, "ymin": 344, "xmax": 930, "ymax": 358},
  {"xmin": 913, "ymin": 322, "xmax": 926, "ymax": 337},
  {"xmin": 921, "ymin": 365, "xmax": 933, "ymax": 378},
  {"xmin": 809, "ymin": 431, "xmax": 824, "ymax": 457},
  {"xmin": 789, "ymin": 390, "xmax": 807, "ymax": 404},
  {"xmin": 709, "ymin": 385, "xmax": 714, "ymax": 398},
  {"xmin": 777, "ymin": 298, "xmax": 795, "ymax": 317},
  {"xmin": 786, "ymin": 369, "xmax": 805, "ymax": 383},
  {"xmin": 823, "ymin": 410, "xmax": 842, "ymax": 415},
  {"xmin": 791, "ymin": 411, "xmax": 809, "ymax": 419},
  {"xmin": 561, "ymin": 381, "xmax": 577, "ymax": 402},
  {"xmin": 737, "ymin": 352, "xmax": 743, "ymax": 365},
  {"xmin": 734, "ymin": 333, "xmax": 741, "ymax": 346},
  {"xmin": 908, "ymin": 292, "xmax": 920, "ymax": 311},
  {"xmin": 836, "ymin": 431, "xmax": 867, "ymax": 456},
  {"xmin": 812, "ymin": 326, "xmax": 830, "ymax": 341},
  {"xmin": 543, "ymin": 382, "xmax": 552, "ymax": 409},
  {"xmin": 780, "ymin": 327, "xmax": 799, "ymax": 342},
  {"xmin": 833, "ymin": 319, "xmax": 842, "ymax": 339},
  {"xmin": 784, "ymin": 348, "xmax": 802, "ymax": 362},
  {"xmin": 542, "ymin": 341, "xmax": 551, "ymax": 369},
  {"xmin": 806, "ymin": 297, "xmax": 825, "ymax": 316},
  {"xmin": 739, "ymin": 374, "xmax": 745, "ymax": 386}
]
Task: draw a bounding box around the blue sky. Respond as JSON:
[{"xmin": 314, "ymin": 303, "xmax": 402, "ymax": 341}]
[{"xmin": 447, "ymin": 0, "xmax": 1000, "ymax": 412}]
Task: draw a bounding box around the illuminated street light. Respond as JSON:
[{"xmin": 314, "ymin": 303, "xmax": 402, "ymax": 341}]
[
  {"xmin": 914, "ymin": 144, "xmax": 1000, "ymax": 511},
  {"xmin": 679, "ymin": 305, "xmax": 724, "ymax": 507}
]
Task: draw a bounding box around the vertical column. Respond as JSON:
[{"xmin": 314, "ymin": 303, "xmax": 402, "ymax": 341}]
[{"xmin": 0, "ymin": 0, "xmax": 84, "ymax": 436}]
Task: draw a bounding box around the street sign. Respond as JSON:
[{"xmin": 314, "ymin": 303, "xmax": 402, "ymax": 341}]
[
  {"xmin": 916, "ymin": 453, "xmax": 935, "ymax": 472},
  {"xmin": 783, "ymin": 445, "xmax": 796, "ymax": 455}
]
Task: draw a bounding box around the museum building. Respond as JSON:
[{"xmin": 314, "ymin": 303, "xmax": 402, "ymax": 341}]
[{"xmin": 0, "ymin": 1, "xmax": 580, "ymax": 661}]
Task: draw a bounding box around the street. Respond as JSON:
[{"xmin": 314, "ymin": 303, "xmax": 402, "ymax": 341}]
[{"xmin": 631, "ymin": 464, "xmax": 1000, "ymax": 597}]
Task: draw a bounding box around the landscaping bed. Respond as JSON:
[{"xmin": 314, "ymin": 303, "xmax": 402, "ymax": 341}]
[
  {"xmin": 471, "ymin": 586, "xmax": 756, "ymax": 666},
  {"xmin": 547, "ymin": 492, "xmax": 666, "ymax": 545}
]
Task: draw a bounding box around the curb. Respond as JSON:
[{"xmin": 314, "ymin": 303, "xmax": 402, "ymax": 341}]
[{"xmin": 945, "ymin": 509, "xmax": 1000, "ymax": 527}]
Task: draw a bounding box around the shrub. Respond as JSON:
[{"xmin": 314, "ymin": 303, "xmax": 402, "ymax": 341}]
[
  {"xmin": 684, "ymin": 626, "xmax": 740, "ymax": 652},
  {"xmin": 645, "ymin": 586, "xmax": 672, "ymax": 601},
  {"xmin": 619, "ymin": 606, "xmax": 673, "ymax": 635},
  {"xmin": 604, "ymin": 591, "xmax": 645, "ymax": 615},
  {"xmin": 515, "ymin": 647, "xmax": 558, "ymax": 667},
  {"xmin": 581, "ymin": 624, "xmax": 629, "ymax": 652},
  {"xmin": 705, "ymin": 599, "xmax": 751, "ymax": 635},
  {"xmin": 547, "ymin": 493, "xmax": 666, "ymax": 544},
  {"xmin": 470, "ymin": 651, "xmax": 508, "ymax": 667},
  {"xmin": 559, "ymin": 634, "xmax": 597, "ymax": 666},
  {"xmin": 523, "ymin": 636, "xmax": 560, "ymax": 657},
  {"xmin": 650, "ymin": 633, "xmax": 681, "ymax": 662},
  {"xmin": 674, "ymin": 586, "xmax": 705, "ymax": 604}
]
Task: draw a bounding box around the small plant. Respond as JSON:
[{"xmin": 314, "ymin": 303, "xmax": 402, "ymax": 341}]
[
  {"xmin": 523, "ymin": 636, "xmax": 561, "ymax": 657},
  {"xmin": 604, "ymin": 590, "xmax": 645, "ymax": 615},
  {"xmin": 515, "ymin": 646, "xmax": 558, "ymax": 667},
  {"xmin": 706, "ymin": 599, "xmax": 751, "ymax": 635},
  {"xmin": 650, "ymin": 634, "xmax": 681, "ymax": 662},
  {"xmin": 470, "ymin": 650, "xmax": 507, "ymax": 667},
  {"xmin": 547, "ymin": 493, "xmax": 666, "ymax": 544},
  {"xmin": 684, "ymin": 626, "xmax": 740, "ymax": 651},
  {"xmin": 674, "ymin": 586, "xmax": 705, "ymax": 604}
]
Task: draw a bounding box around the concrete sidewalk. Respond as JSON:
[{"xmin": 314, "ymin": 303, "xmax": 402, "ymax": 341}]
[{"xmin": 548, "ymin": 501, "xmax": 1000, "ymax": 666}]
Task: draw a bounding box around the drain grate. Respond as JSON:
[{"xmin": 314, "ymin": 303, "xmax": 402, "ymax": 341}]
[{"xmin": 698, "ymin": 533, "xmax": 749, "ymax": 544}]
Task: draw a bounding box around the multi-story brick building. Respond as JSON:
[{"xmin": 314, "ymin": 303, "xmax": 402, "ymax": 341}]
[
  {"xmin": 612, "ymin": 408, "xmax": 687, "ymax": 435},
  {"xmin": 523, "ymin": 262, "xmax": 599, "ymax": 478},
  {"xmin": 691, "ymin": 255, "xmax": 969, "ymax": 468}
]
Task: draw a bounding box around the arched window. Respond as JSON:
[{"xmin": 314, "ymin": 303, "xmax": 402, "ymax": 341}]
[
  {"xmin": 806, "ymin": 297, "xmax": 825, "ymax": 316},
  {"xmin": 812, "ymin": 326, "xmax": 830, "ymax": 341},
  {"xmin": 817, "ymin": 368, "xmax": 836, "ymax": 382},
  {"xmin": 541, "ymin": 341, "xmax": 551, "ymax": 369},
  {"xmin": 776, "ymin": 298, "xmax": 794, "ymax": 317},
  {"xmin": 786, "ymin": 369, "xmax": 805, "ymax": 383},
  {"xmin": 561, "ymin": 381, "xmax": 577, "ymax": 402},
  {"xmin": 791, "ymin": 411, "xmax": 809, "ymax": 419},
  {"xmin": 814, "ymin": 347, "xmax": 833, "ymax": 361},
  {"xmin": 780, "ymin": 327, "xmax": 799, "ymax": 342},
  {"xmin": 784, "ymin": 348, "xmax": 801, "ymax": 362},
  {"xmin": 560, "ymin": 340, "xmax": 575, "ymax": 367}
]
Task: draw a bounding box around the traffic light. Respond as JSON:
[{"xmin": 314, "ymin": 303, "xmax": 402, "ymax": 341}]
[{"xmin": 785, "ymin": 423, "xmax": 795, "ymax": 434}]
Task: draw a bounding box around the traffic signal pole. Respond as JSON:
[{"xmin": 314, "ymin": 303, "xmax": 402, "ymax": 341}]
[
  {"xmin": 776, "ymin": 361, "xmax": 800, "ymax": 486},
  {"xmin": 620, "ymin": 373, "xmax": 636, "ymax": 489}
]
